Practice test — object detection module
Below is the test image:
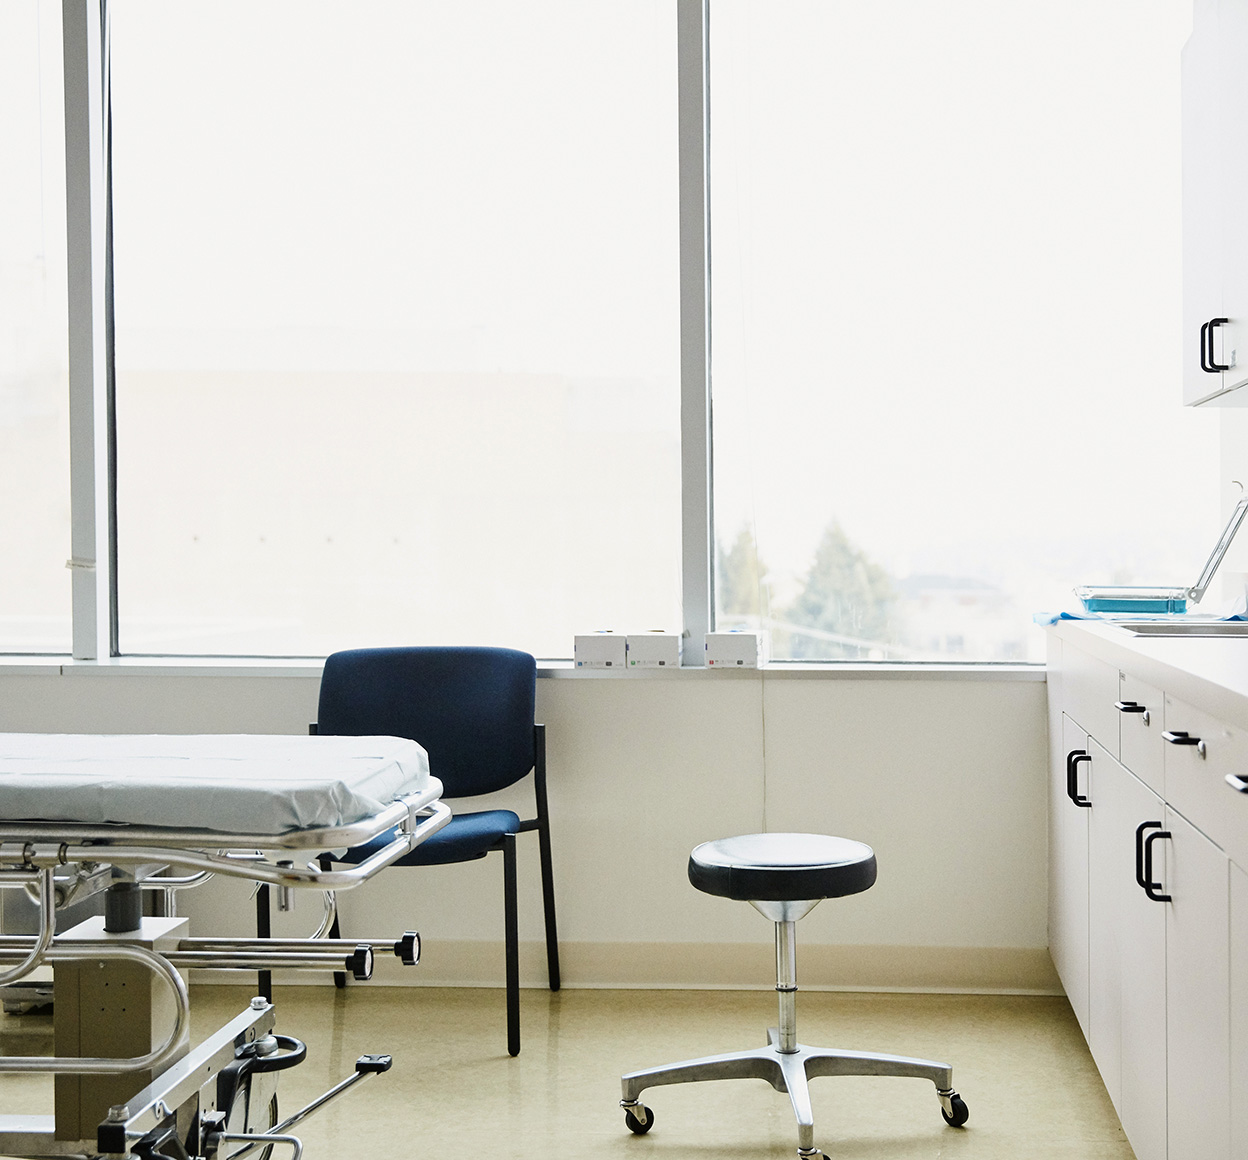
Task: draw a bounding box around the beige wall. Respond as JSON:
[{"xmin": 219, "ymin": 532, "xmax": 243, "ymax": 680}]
[{"xmin": 0, "ymin": 664, "xmax": 1055, "ymax": 992}]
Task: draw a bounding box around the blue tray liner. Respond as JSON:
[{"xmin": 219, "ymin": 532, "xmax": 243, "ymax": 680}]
[{"xmin": 1033, "ymin": 610, "xmax": 1248, "ymax": 626}]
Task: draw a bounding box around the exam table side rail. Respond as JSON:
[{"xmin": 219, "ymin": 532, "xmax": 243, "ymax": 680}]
[
  {"xmin": 0, "ymin": 797, "xmax": 452, "ymax": 891},
  {"xmin": 0, "ymin": 799, "xmax": 449, "ymax": 1077}
]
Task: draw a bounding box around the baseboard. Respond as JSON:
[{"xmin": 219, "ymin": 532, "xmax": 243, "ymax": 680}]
[{"xmin": 200, "ymin": 940, "xmax": 1061, "ymax": 995}]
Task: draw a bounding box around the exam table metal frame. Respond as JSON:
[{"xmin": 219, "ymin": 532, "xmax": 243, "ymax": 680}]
[{"xmin": 0, "ymin": 783, "xmax": 450, "ymax": 1160}]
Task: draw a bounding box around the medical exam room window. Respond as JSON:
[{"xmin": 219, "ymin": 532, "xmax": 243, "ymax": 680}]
[
  {"xmin": 710, "ymin": 0, "xmax": 1219, "ymax": 663},
  {"xmin": 108, "ymin": 0, "xmax": 680, "ymax": 657},
  {"xmin": 0, "ymin": 0, "xmax": 72, "ymax": 654}
]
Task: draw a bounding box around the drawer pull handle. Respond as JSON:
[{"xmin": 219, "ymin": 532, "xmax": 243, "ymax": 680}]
[
  {"xmin": 1116, "ymin": 700, "xmax": 1151, "ymax": 725},
  {"xmin": 1227, "ymin": 773, "xmax": 1248, "ymax": 794},
  {"xmin": 1162, "ymin": 731, "xmax": 1207, "ymax": 757},
  {"xmin": 1066, "ymin": 751, "xmax": 1092, "ymax": 808},
  {"xmin": 1142, "ymin": 828, "xmax": 1172, "ymax": 902},
  {"xmin": 1135, "ymin": 820, "xmax": 1163, "ymax": 889}
]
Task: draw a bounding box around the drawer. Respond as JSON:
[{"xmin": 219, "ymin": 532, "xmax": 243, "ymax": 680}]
[
  {"xmin": 1163, "ymin": 693, "xmax": 1248, "ymax": 865},
  {"xmin": 1064, "ymin": 645, "xmax": 1121, "ymax": 758},
  {"xmin": 1118, "ymin": 673, "xmax": 1164, "ymax": 794}
]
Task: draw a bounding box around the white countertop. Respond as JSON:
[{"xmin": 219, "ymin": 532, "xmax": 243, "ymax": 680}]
[{"xmin": 1048, "ymin": 619, "xmax": 1248, "ymax": 731}]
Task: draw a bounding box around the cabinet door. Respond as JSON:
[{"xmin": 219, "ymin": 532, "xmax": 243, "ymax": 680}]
[
  {"xmin": 1183, "ymin": 0, "xmax": 1228, "ymax": 405},
  {"xmin": 1052, "ymin": 713, "xmax": 1091, "ymax": 1036},
  {"xmin": 1214, "ymin": 0, "xmax": 1248, "ymax": 398},
  {"xmin": 1116, "ymin": 763, "xmax": 1168, "ymax": 1160},
  {"xmin": 1087, "ymin": 738, "xmax": 1124, "ymax": 1109},
  {"xmin": 1087, "ymin": 740, "xmax": 1167, "ymax": 1160},
  {"xmin": 1231, "ymin": 860, "xmax": 1248, "ymax": 1160},
  {"xmin": 1165, "ymin": 807, "xmax": 1230, "ymax": 1160}
]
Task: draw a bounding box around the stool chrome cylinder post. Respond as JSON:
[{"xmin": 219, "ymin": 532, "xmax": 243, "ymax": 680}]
[
  {"xmin": 775, "ymin": 919, "xmax": 798, "ymax": 1054},
  {"xmin": 620, "ymin": 832, "xmax": 969, "ymax": 1159}
]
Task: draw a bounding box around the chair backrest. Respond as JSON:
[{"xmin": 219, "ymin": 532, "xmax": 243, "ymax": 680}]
[{"xmin": 317, "ymin": 647, "xmax": 537, "ymax": 798}]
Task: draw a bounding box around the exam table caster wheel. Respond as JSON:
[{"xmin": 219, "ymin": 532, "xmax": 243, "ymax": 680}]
[
  {"xmin": 940, "ymin": 1091, "xmax": 969, "ymax": 1127},
  {"xmin": 621, "ymin": 1101, "xmax": 654, "ymax": 1134}
]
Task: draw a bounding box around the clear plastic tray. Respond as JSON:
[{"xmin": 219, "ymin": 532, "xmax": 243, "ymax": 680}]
[{"xmin": 1074, "ymin": 586, "xmax": 1189, "ymax": 615}]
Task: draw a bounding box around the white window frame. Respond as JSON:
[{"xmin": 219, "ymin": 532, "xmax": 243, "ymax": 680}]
[{"xmin": 59, "ymin": 0, "xmax": 719, "ymax": 663}]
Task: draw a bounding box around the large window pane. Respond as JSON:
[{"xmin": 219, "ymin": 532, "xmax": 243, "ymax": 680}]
[
  {"xmin": 712, "ymin": 0, "xmax": 1215, "ymax": 662},
  {"xmin": 111, "ymin": 1, "xmax": 680, "ymax": 657},
  {"xmin": 0, "ymin": 0, "xmax": 71, "ymax": 654}
]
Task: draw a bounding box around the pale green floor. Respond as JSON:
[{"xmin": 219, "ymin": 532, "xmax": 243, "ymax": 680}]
[{"xmin": 2, "ymin": 984, "xmax": 1134, "ymax": 1159}]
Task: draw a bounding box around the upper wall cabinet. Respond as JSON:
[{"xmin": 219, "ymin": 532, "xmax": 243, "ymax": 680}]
[{"xmin": 1184, "ymin": 0, "xmax": 1248, "ymax": 405}]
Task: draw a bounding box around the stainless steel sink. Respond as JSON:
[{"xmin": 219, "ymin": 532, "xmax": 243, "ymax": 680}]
[{"xmin": 1114, "ymin": 621, "xmax": 1248, "ymax": 637}]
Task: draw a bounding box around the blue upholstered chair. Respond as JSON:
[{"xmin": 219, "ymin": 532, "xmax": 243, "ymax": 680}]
[{"xmin": 313, "ymin": 646, "xmax": 559, "ymax": 1057}]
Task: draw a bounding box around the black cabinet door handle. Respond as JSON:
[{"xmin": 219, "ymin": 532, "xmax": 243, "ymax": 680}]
[
  {"xmin": 1227, "ymin": 773, "xmax": 1248, "ymax": 794},
  {"xmin": 1135, "ymin": 820, "xmax": 1163, "ymax": 889},
  {"xmin": 1067, "ymin": 751, "xmax": 1092, "ymax": 808},
  {"xmin": 1163, "ymin": 730, "xmax": 1206, "ymax": 757},
  {"xmin": 1209, "ymin": 317, "xmax": 1231, "ymax": 372},
  {"xmin": 1202, "ymin": 320, "xmax": 1212, "ymax": 373},
  {"xmin": 1143, "ymin": 829, "xmax": 1172, "ymax": 902},
  {"xmin": 1163, "ymin": 730, "xmax": 1201, "ymax": 745},
  {"xmin": 1115, "ymin": 701, "xmax": 1147, "ymax": 714}
]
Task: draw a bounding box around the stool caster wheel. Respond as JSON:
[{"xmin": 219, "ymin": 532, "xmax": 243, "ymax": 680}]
[
  {"xmin": 621, "ymin": 1101, "xmax": 654, "ymax": 1135},
  {"xmin": 940, "ymin": 1091, "xmax": 969, "ymax": 1127}
]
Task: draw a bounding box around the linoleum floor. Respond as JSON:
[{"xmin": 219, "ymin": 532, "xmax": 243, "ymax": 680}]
[{"xmin": 3, "ymin": 984, "xmax": 1134, "ymax": 1159}]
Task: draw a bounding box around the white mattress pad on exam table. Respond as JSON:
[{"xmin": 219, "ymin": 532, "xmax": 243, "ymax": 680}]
[{"xmin": 0, "ymin": 733, "xmax": 431, "ymax": 836}]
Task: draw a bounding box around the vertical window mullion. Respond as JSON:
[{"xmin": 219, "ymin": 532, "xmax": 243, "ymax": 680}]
[
  {"xmin": 62, "ymin": 0, "xmax": 111, "ymax": 660},
  {"xmin": 678, "ymin": 0, "xmax": 713, "ymax": 664}
]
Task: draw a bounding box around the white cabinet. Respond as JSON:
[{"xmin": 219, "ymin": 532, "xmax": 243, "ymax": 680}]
[
  {"xmin": 1183, "ymin": 0, "xmax": 1248, "ymax": 405},
  {"xmin": 1231, "ymin": 862, "xmax": 1248, "ymax": 1158},
  {"xmin": 1163, "ymin": 807, "xmax": 1230, "ymax": 1160},
  {"xmin": 1051, "ymin": 713, "xmax": 1091, "ymax": 1036},
  {"xmin": 1086, "ymin": 738, "xmax": 1167, "ymax": 1160},
  {"xmin": 1048, "ymin": 638, "xmax": 1241, "ymax": 1160}
]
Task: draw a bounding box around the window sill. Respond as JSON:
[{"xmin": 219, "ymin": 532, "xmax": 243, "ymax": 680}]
[{"xmin": 0, "ymin": 655, "xmax": 1044, "ymax": 681}]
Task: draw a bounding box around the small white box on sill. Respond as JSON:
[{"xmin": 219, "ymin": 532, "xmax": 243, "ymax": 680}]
[
  {"xmin": 626, "ymin": 632, "xmax": 682, "ymax": 668},
  {"xmin": 574, "ymin": 633, "xmax": 627, "ymax": 669},
  {"xmin": 705, "ymin": 630, "xmax": 769, "ymax": 668}
]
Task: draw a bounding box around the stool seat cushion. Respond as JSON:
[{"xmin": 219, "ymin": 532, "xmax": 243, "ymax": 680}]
[{"xmin": 688, "ymin": 832, "xmax": 877, "ymax": 902}]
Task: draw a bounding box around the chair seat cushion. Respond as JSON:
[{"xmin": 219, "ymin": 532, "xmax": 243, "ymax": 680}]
[
  {"xmin": 329, "ymin": 809, "xmax": 522, "ymax": 867},
  {"xmin": 688, "ymin": 832, "xmax": 877, "ymax": 902}
]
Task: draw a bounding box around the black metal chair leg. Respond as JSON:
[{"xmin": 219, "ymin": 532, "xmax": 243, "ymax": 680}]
[
  {"xmin": 503, "ymin": 832, "xmax": 520, "ymax": 1057},
  {"xmin": 532, "ymin": 724, "xmax": 561, "ymax": 992},
  {"xmin": 537, "ymin": 816, "xmax": 560, "ymax": 992},
  {"xmin": 319, "ymin": 854, "xmax": 347, "ymax": 990}
]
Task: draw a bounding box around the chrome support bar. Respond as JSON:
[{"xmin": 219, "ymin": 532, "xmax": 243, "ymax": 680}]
[
  {"xmin": 176, "ymin": 937, "xmax": 406, "ymax": 953},
  {"xmin": 211, "ymin": 1132, "xmax": 303, "ymax": 1160},
  {"xmin": 164, "ymin": 952, "xmax": 368, "ymax": 974},
  {"xmin": 0, "ymin": 869, "xmax": 54, "ymax": 987},
  {"xmin": 271, "ymin": 1061, "xmax": 387, "ymax": 1138},
  {"xmin": 0, "ymin": 941, "xmax": 189, "ymax": 1074},
  {"xmin": 309, "ymin": 890, "xmax": 336, "ymax": 939}
]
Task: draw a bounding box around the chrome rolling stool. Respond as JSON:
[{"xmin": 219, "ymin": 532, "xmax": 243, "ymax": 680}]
[{"xmin": 619, "ymin": 833, "xmax": 968, "ymax": 1159}]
